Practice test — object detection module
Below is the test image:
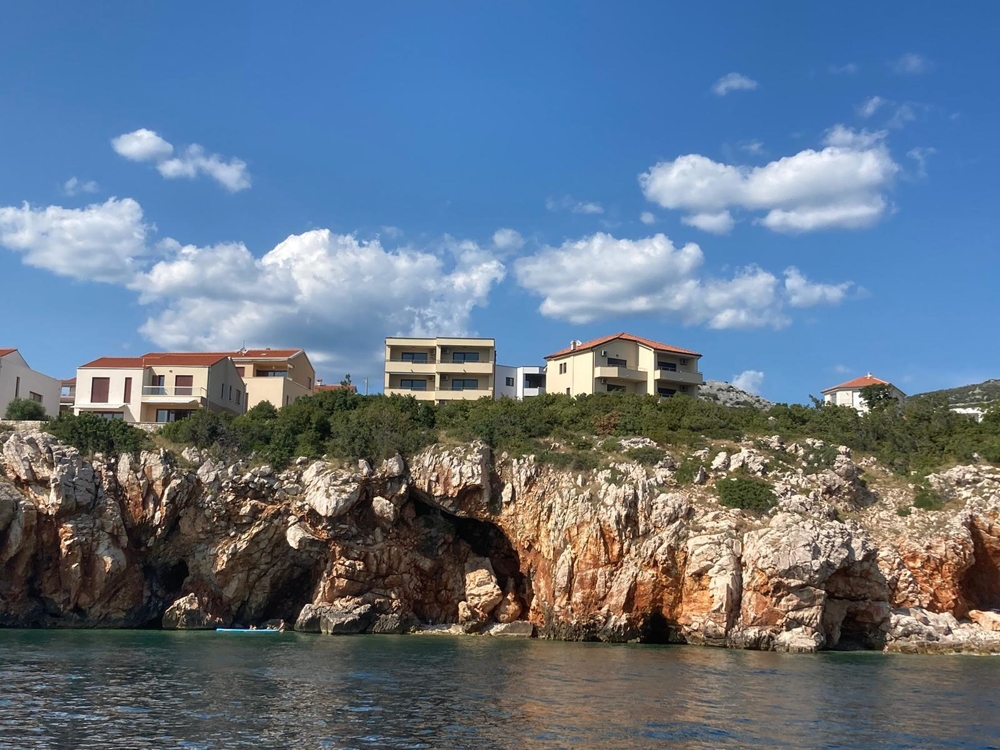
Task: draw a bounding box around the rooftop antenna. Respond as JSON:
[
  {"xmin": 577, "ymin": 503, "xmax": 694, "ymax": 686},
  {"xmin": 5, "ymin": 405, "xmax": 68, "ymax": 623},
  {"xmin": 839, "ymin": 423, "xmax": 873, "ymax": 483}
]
[{"xmin": 239, "ymin": 339, "xmax": 247, "ymax": 356}]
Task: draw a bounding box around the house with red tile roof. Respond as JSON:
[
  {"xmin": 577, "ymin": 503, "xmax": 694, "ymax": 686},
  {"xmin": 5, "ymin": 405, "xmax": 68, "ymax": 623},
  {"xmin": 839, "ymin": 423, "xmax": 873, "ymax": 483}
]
[
  {"xmin": 543, "ymin": 332, "xmax": 703, "ymax": 397},
  {"xmin": 73, "ymin": 352, "xmax": 245, "ymax": 424},
  {"xmin": 229, "ymin": 348, "xmax": 316, "ymax": 410},
  {"xmin": 821, "ymin": 373, "xmax": 906, "ymax": 413},
  {"xmin": 0, "ymin": 348, "xmax": 61, "ymax": 418}
]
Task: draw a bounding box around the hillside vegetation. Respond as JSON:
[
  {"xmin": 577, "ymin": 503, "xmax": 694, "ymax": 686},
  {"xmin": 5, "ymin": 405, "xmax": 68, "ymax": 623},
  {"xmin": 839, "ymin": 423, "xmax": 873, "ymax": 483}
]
[
  {"xmin": 911, "ymin": 379, "xmax": 1000, "ymax": 410},
  {"xmin": 32, "ymin": 389, "xmax": 1000, "ymax": 478}
]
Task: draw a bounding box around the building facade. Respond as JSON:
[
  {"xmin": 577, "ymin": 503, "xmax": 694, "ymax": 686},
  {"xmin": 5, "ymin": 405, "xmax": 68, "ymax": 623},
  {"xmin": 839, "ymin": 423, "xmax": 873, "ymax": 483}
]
[
  {"xmin": 73, "ymin": 353, "xmax": 246, "ymax": 423},
  {"xmin": 384, "ymin": 337, "xmax": 496, "ymax": 402},
  {"xmin": 0, "ymin": 348, "xmax": 61, "ymax": 418},
  {"xmin": 821, "ymin": 373, "xmax": 906, "ymax": 413},
  {"xmin": 494, "ymin": 365, "xmax": 546, "ymax": 399},
  {"xmin": 230, "ymin": 348, "xmax": 315, "ymax": 410},
  {"xmin": 544, "ymin": 333, "xmax": 703, "ymax": 397}
]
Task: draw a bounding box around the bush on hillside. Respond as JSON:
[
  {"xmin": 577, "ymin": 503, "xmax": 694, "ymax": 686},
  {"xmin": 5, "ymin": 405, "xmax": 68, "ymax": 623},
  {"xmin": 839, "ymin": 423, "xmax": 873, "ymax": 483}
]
[
  {"xmin": 716, "ymin": 477, "xmax": 776, "ymax": 514},
  {"xmin": 623, "ymin": 445, "xmax": 665, "ymax": 466},
  {"xmin": 45, "ymin": 413, "xmax": 150, "ymax": 457},
  {"xmin": 4, "ymin": 398, "xmax": 47, "ymax": 421}
]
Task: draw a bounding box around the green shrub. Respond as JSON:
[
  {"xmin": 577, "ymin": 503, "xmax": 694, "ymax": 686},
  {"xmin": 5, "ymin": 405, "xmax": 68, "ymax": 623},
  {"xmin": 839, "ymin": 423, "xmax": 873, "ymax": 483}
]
[
  {"xmin": 3, "ymin": 398, "xmax": 47, "ymax": 421},
  {"xmin": 673, "ymin": 458, "xmax": 705, "ymax": 485},
  {"xmin": 623, "ymin": 446, "xmax": 665, "ymax": 466},
  {"xmin": 896, "ymin": 506, "xmax": 911, "ymax": 517},
  {"xmin": 912, "ymin": 485, "xmax": 946, "ymax": 511},
  {"xmin": 159, "ymin": 409, "xmax": 235, "ymax": 450},
  {"xmin": 45, "ymin": 413, "xmax": 150, "ymax": 457},
  {"xmin": 535, "ymin": 449, "xmax": 600, "ymax": 472},
  {"xmin": 716, "ymin": 477, "xmax": 776, "ymax": 514}
]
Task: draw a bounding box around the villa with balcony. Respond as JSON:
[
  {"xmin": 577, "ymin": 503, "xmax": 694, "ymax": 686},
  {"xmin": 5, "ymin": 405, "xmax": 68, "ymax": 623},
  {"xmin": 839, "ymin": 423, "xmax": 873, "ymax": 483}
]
[
  {"xmin": 231, "ymin": 348, "xmax": 315, "ymax": 410},
  {"xmin": 384, "ymin": 337, "xmax": 496, "ymax": 402},
  {"xmin": 73, "ymin": 353, "xmax": 246, "ymax": 424},
  {"xmin": 544, "ymin": 332, "xmax": 703, "ymax": 397}
]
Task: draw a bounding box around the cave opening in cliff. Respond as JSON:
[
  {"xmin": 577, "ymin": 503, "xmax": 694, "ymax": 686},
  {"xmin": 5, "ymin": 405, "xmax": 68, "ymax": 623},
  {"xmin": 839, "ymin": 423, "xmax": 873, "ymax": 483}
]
[
  {"xmin": 412, "ymin": 497, "xmax": 532, "ymax": 618},
  {"xmin": 141, "ymin": 560, "xmax": 190, "ymax": 628},
  {"xmin": 640, "ymin": 612, "xmax": 672, "ymax": 644},
  {"xmin": 959, "ymin": 523, "xmax": 1000, "ymax": 613},
  {"xmin": 253, "ymin": 564, "xmax": 324, "ymax": 625}
]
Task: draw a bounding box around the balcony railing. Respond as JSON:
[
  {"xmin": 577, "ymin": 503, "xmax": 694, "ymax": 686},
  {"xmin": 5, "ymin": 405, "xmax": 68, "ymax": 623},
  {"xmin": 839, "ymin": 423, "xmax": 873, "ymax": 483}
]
[
  {"xmin": 595, "ymin": 365, "xmax": 646, "ymax": 382},
  {"xmin": 141, "ymin": 385, "xmax": 207, "ymax": 399},
  {"xmin": 654, "ymin": 369, "xmax": 704, "ymax": 385}
]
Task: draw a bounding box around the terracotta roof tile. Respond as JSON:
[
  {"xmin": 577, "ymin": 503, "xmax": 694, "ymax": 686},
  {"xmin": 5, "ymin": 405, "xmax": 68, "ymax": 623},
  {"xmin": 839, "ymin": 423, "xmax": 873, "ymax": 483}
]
[
  {"xmin": 545, "ymin": 332, "xmax": 701, "ymax": 360},
  {"xmin": 81, "ymin": 352, "xmax": 231, "ymax": 369},
  {"xmin": 234, "ymin": 349, "xmax": 302, "ymax": 358},
  {"xmin": 0, "ymin": 348, "xmax": 17, "ymax": 358},
  {"xmin": 822, "ymin": 374, "xmax": 891, "ymax": 393}
]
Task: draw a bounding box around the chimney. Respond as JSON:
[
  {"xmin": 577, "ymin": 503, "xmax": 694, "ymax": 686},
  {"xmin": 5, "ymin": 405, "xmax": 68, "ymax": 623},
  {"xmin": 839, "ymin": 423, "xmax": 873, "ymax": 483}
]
[{"xmin": 570, "ymin": 340, "xmax": 576, "ymax": 350}]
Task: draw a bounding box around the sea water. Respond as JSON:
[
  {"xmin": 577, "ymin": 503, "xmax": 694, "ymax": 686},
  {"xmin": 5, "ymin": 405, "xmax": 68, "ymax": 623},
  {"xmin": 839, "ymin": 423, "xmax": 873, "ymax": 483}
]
[{"xmin": 1, "ymin": 630, "xmax": 998, "ymax": 749}]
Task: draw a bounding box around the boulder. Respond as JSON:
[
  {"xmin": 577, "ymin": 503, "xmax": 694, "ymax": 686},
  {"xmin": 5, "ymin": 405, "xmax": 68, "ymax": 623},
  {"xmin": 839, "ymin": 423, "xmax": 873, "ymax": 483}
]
[
  {"xmin": 487, "ymin": 621, "xmax": 534, "ymax": 637},
  {"xmin": 464, "ymin": 557, "xmax": 503, "ymax": 615},
  {"xmin": 162, "ymin": 594, "xmax": 224, "ymax": 630}
]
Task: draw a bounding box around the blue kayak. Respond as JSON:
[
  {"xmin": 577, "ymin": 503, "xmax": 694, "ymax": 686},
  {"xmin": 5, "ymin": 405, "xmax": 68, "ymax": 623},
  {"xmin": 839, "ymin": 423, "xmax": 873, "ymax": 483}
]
[{"xmin": 216, "ymin": 628, "xmax": 282, "ymax": 634}]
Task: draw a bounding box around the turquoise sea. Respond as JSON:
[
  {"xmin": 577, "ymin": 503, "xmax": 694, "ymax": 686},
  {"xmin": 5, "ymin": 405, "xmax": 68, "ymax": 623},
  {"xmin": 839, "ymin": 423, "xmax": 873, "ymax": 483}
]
[{"xmin": 1, "ymin": 630, "xmax": 998, "ymax": 749}]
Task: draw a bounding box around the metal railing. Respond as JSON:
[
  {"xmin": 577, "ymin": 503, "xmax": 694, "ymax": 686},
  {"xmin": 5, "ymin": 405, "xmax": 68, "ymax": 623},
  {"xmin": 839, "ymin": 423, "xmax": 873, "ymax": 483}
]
[{"xmin": 141, "ymin": 385, "xmax": 207, "ymax": 398}]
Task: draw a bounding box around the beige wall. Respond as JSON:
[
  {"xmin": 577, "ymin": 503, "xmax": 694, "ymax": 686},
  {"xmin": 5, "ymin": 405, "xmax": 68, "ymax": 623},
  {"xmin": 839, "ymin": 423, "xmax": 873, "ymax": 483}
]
[
  {"xmin": 0, "ymin": 351, "xmax": 62, "ymax": 418},
  {"xmin": 244, "ymin": 376, "xmax": 313, "ymax": 410},
  {"xmin": 235, "ymin": 352, "xmax": 315, "ymax": 391},
  {"xmin": 546, "ymin": 339, "xmax": 703, "ymax": 397},
  {"xmin": 74, "ymin": 366, "xmax": 145, "ymax": 421},
  {"xmin": 384, "ymin": 337, "xmax": 496, "ymax": 400}
]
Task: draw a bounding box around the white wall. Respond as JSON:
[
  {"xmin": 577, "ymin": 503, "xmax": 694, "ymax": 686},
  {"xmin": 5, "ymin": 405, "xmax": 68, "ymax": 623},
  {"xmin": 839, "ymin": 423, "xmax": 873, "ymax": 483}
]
[
  {"xmin": 0, "ymin": 351, "xmax": 62, "ymax": 417},
  {"xmin": 495, "ymin": 365, "xmax": 518, "ymax": 399}
]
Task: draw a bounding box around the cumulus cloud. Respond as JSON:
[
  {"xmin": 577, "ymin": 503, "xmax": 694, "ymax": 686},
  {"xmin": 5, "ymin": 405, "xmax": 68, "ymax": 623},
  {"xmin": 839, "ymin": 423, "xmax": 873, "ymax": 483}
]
[
  {"xmin": 133, "ymin": 230, "xmax": 505, "ymax": 374},
  {"xmin": 0, "ymin": 198, "xmax": 150, "ymax": 283},
  {"xmin": 741, "ymin": 140, "xmax": 765, "ymax": 155},
  {"xmin": 732, "ymin": 370, "xmax": 765, "ymax": 395},
  {"xmin": 639, "ymin": 211, "xmax": 656, "ymax": 225},
  {"xmin": 111, "ymin": 128, "xmax": 251, "ymax": 192},
  {"xmin": 891, "ymin": 53, "xmax": 932, "ymax": 75},
  {"xmin": 639, "ymin": 126, "xmax": 899, "ymax": 234},
  {"xmin": 546, "ymin": 196, "xmax": 604, "ymax": 214},
  {"xmin": 492, "ymin": 228, "xmax": 524, "ymax": 251},
  {"xmin": 712, "ymin": 73, "xmax": 758, "ymax": 96},
  {"xmin": 681, "ymin": 211, "xmax": 734, "ymax": 235},
  {"xmin": 784, "ymin": 266, "xmax": 853, "ymax": 306},
  {"xmin": 514, "ymin": 232, "xmax": 852, "ymax": 329},
  {"xmin": 62, "ymin": 177, "xmax": 99, "ymax": 196}
]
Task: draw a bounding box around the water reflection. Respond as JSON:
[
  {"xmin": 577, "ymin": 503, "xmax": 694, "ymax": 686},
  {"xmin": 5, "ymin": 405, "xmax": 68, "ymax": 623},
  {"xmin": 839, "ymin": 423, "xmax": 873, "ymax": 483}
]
[{"xmin": 1, "ymin": 631, "xmax": 998, "ymax": 748}]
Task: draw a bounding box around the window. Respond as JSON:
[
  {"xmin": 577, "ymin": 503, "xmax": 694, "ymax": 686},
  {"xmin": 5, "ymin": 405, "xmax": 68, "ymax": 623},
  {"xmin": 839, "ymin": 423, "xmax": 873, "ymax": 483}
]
[
  {"xmin": 14, "ymin": 377, "xmax": 20, "ymax": 398},
  {"xmin": 505, "ymin": 377, "xmax": 515, "ymax": 387},
  {"xmin": 607, "ymin": 384, "xmax": 626, "ymax": 393},
  {"xmin": 657, "ymin": 361, "xmax": 677, "ymax": 372},
  {"xmin": 91, "ymin": 377, "xmax": 110, "ymax": 403},
  {"xmin": 29, "ymin": 392, "xmax": 43, "ymax": 403},
  {"xmin": 95, "ymin": 412, "xmax": 123, "ymax": 420},
  {"xmin": 285, "ymin": 396, "xmax": 290, "ymax": 406},
  {"xmin": 565, "ymin": 388, "xmax": 570, "ymax": 395},
  {"xmin": 236, "ymin": 389, "xmax": 242, "ymax": 405},
  {"xmin": 658, "ymin": 387, "xmax": 677, "ymax": 397},
  {"xmin": 176, "ymin": 375, "xmax": 194, "ymax": 396},
  {"xmin": 401, "ymin": 352, "xmax": 428, "ymax": 363},
  {"xmin": 124, "ymin": 377, "xmax": 132, "ymax": 402},
  {"xmin": 229, "ymin": 385, "xmax": 233, "ymax": 401},
  {"xmin": 400, "ymin": 379, "xmax": 427, "ymax": 391},
  {"xmin": 607, "ymin": 357, "xmax": 627, "ymax": 367},
  {"xmin": 452, "ymin": 352, "xmax": 480, "ymax": 363},
  {"xmin": 451, "ymin": 379, "xmax": 478, "ymax": 391},
  {"xmin": 221, "ymin": 383, "xmax": 226, "ymax": 399},
  {"xmin": 151, "ymin": 375, "xmax": 166, "ymax": 395},
  {"xmin": 156, "ymin": 409, "xmax": 193, "ymax": 423},
  {"xmin": 679, "ymin": 358, "xmax": 689, "ymax": 365},
  {"xmin": 307, "ymin": 377, "xmax": 312, "ymax": 389},
  {"xmin": 263, "ymin": 370, "xmax": 287, "ymax": 377},
  {"xmin": 559, "ymin": 363, "xmax": 567, "ymax": 374}
]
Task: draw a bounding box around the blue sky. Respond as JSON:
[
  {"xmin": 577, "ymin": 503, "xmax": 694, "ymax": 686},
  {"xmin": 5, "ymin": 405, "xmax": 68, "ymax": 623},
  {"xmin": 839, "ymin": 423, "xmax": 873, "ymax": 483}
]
[{"xmin": 2, "ymin": 2, "xmax": 998, "ymax": 402}]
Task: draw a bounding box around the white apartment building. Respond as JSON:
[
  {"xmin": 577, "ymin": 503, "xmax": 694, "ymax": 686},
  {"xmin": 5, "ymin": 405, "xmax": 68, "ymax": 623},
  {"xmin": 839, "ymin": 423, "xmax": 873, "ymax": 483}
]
[
  {"xmin": 0, "ymin": 348, "xmax": 61, "ymax": 418},
  {"xmin": 821, "ymin": 373, "xmax": 906, "ymax": 413},
  {"xmin": 494, "ymin": 365, "xmax": 546, "ymax": 400}
]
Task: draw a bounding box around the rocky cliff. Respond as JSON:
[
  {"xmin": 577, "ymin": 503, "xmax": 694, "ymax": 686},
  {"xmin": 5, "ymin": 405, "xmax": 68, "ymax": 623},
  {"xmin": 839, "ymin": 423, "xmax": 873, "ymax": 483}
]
[{"xmin": 2, "ymin": 426, "xmax": 999, "ymax": 653}]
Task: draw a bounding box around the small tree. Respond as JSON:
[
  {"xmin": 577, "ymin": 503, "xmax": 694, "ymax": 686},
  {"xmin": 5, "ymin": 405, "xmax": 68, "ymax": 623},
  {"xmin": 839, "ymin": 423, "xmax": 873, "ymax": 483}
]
[
  {"xmin": 4, "ymin": 398, "xmax": 47, "ymax": 421},
  {"xmin": 860, "ymin": 384, "xmax": 898, "ymax": 412}
]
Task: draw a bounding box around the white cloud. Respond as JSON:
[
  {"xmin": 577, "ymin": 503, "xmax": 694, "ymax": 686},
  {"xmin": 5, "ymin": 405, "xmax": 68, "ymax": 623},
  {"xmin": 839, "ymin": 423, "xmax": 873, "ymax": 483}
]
[
  {"xmin": 0, "ymin": 198, "xmax": 150, "ymax": 283},
  {"xmin": 111, "ymin": 129, "xmax": 174, "ymax": 161},
  {"xmin": 886, "ymin": 103, "xmax": 917, "ymax": 129},
  {"xmin": 492, "ymin": 228, "xmax": 524, "ymax": 251},
  {"xmin": 907, "ymin": 147, "xmax": 937, "ymax": 178},
  {"xmin": 546, "ymin": 196, "xmax": 604, "ymax": 215},
  {"xmin": 712, "ymin": 73, "xmax": 758, "ymax": 96},
  {"xmin": 834, "ymin": 364, "xmax": 850, "ymax": 374},
  {"xmin": 513, "ymin": 232, "xmax": 852, "ymax": 329},
  {"xmin": 63, "ymin": 177, "xmax": 99, "ymax": 196},
  {"xmin": 891, "ymin": 53, "xmax": 932, "ymax": 75},
  {"xmin": 783, "ymin": 266, "xmax": 853, "ymax": 306},
  {"xmin": 681, "ymin": 211, "xmax": 734, "ymax": 234},
  {"xmin": 639, "ymin": 126, "xmax": 899, "ymax": 234},
  {"xmin": 829, "ymin": 63, "xmax": 860, "ymax": 75},
  {"xmin": 134, "ymin": 230, "xmax": 505, "ymax": 374},
  {"xmin": 380, "ymin": 225, "xmax": 403, "ymax": 239},
  {"xmin": 858, "ymin": 96, "xmax": 887, "ymax": 118},
  {"xmin": 111, "ymin": 129, "xmax": 251, "ymax": 192},
  {"xmin": 732, "ymin": 370, "xmax": 764, "ymax": 395},
  {"xmin": 741, "ymin": 140, "xmax": 765, "ymax": 155},
  {"xmin": 639, "ymin": 211, "xmax": 656, "ymax": 225}
]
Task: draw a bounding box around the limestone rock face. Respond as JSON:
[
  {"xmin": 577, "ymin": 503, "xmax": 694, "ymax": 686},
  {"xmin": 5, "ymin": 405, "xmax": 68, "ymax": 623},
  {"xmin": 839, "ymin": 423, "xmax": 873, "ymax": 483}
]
[
  {"xmin": 162, "ymin": 593, "xmax": 224, "ymax": 630},
  {"xmin": 4, "ymin": 427, "xmax": 1000, "ymax": 652}
]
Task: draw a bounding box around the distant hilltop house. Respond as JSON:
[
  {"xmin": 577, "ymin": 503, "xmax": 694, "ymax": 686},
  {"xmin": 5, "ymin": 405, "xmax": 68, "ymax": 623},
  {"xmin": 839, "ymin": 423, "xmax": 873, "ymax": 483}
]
[
  {"xmin": 822, "ymin": 373, "xmax": 906, "ymax": 413},
  {"xmin": 544, "ymin": 332, "xmax": 703, "ymax": 397},
  {"xmin": 0, "ymin": 348, "xmax": 61, "ymax": 418},
  {"xmin": 72, "ymin": 348, "xmax": 316, "ymax": 424}
]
